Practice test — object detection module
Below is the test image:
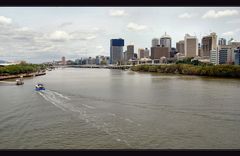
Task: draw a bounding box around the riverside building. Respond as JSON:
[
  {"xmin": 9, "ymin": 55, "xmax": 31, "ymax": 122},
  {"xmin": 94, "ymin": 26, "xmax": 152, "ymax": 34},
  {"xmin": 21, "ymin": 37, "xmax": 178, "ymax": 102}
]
[
  {"xmin": 160, "ymin": 32, "xmax": 171, "ymax": 50},
  {"xmin": 110, "ymin": 38, "xmax": 124, "ymax": 64},
  {"xmin": 201, "ymin": 32, "xmax": 217, "ymax": 57},
  {"xmin": 184, "ymin": 34, "xmax": 198, "ymax": 57},
  {"xmin": 176, "ymin": 40, "xmax": 185, "ymax": 55}
]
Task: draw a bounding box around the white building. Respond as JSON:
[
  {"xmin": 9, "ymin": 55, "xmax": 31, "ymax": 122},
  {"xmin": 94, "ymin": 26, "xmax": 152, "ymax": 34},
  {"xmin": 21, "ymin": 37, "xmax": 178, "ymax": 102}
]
[{"xmin": 184, "ymin": 34, "xmax": 198, "ymax": 57}]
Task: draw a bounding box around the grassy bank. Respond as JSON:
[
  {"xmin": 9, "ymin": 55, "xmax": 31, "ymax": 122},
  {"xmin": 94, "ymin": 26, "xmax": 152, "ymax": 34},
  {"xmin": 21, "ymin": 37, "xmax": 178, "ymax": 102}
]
[
  {"xmin": 0, "ymin": 64, "xmax": 46, "ymax": 76},
  {"xmin": 131, "ymin": 64, "xmax": 240, "ymax": 78}
]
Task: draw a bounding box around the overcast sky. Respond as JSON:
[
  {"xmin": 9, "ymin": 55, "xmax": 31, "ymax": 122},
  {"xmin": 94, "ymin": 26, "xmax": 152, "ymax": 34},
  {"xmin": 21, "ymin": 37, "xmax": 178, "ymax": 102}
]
[{"xmin": 0, "ymin": 7, "xmax": 240, "ymax": 63}]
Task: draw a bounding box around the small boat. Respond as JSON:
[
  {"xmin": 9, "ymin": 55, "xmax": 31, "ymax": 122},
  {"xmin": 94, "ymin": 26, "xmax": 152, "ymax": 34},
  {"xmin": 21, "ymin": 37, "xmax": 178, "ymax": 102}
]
[
  {"xmin": 35, "ymin": 83, "xmax": 45, "ymax": 91},
  {"xmin": 16, "ymin": 76, "xmax": 24, "ymax": 85}
]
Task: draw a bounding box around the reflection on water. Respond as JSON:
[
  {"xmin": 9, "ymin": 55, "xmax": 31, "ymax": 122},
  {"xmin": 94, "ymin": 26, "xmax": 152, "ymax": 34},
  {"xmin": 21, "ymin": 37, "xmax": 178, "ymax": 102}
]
[{"xmin": 0, "ymin": 68, "xmax": 240, "ymax": 149}]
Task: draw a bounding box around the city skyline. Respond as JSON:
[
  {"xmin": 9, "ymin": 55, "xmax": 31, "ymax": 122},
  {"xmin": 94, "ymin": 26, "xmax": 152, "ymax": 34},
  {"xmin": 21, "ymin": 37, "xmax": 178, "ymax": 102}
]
[{"xmin": 0, "ymin": 7, "xmax": 240, "ymax": 63}]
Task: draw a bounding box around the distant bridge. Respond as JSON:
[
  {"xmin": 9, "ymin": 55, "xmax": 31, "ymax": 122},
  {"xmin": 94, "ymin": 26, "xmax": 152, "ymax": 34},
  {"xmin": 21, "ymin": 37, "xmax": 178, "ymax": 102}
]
[{"xmin": 53, "ymin": 65, "xmax": 133, "ymax": 70}]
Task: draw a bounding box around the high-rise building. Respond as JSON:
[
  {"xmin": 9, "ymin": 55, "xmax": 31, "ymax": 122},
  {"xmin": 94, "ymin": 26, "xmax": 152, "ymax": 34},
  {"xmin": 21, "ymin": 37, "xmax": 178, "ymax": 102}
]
[
  {"xmin": 110, "ymin": 38, "xmax": 124, "ymax": 64},
  {"xmin": 201, "ymin": 32, "xmax": 217, "ymax": 57},
  {"xmin": 160, "ymin": 32, "xmax": 171, "ymax": 50},
  {"xmin": 227, "ymin": 40, "xmax": 240, "ymax": 64},
  {"xmin": 144, "ymin": 48, "xmax": 150, "ymax": 58},
  {"xmin": 184, "ymin": 34, "xmax": 198, "ymax": 57},
  {"xmin": 126, "ymin": 45, "xmax": 134, "ymax": 61},
  {"xmin": 234, "ymin": 47, "xmax": 240, "ymax": 65},
  {"xmin": 151, "ymin": 46, "xmax": 169, "ymax": 59},
  {"xmin": 219, "ymin": 48, "xmax": 229, "ymax": 64},
  {"xmin": 211, "ymin": 45, "xmax": 232, "ymax": 65},
  {"xmin": 228, "ymin": 38, "xmax": 234, "ymax": 45},
  {"xmin": 138, "ymin": 48, "xmax": 145, "ymax": 59},
  {"xmin": 152, "ymin": 38, "xmax": 160, "ymax": 47},
  {"xmin": 61, "ymin": 56, "xmax": 66, "ymax": 65},
  {"xmin": 176, "ymin": 40, "xmax": 185, "ymax": 55},
  {"xmin": 218, "ymin": 38, "xmax": 226, "ymax": 45},
  {"xmin": 210, "ymin": 50, "xmax": 218, "ymax": 65}
]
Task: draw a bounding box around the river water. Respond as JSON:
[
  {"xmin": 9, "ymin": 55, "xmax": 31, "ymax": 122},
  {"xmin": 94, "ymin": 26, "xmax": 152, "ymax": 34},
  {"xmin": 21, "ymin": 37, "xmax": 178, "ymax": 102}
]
[{"xmin": 0, "ymin": 68, "xmax": 240, "ymax": 149}]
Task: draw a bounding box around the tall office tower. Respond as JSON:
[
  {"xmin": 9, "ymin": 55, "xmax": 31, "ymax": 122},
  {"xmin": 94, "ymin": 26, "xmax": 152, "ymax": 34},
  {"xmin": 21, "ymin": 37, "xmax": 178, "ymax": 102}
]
[
  {"xmin": 62, "ymin": 56, "xmax": 66, "ymax": 65},
  {"xmin": 234, "ymin": 47, "xmax": 240, "ymax": 65},
  {"xmin": 110, "ymin": 38, "xmax": 124, "ymax": 64},
  {"xmin": 150, "ymin": 46, "xmax": 169, "ymax": 59},
  {"xmin": 152, "ymin": 38, "xmax": 160, "ymax": 47},
  {"xmin": 160, "ymin": 32, "xmax": 171, "ymax": 50},
  {"xmin": 176, "ymin": 40, "xmax": 185, "ymax": 55},
  {"xmin": 201, "ymin": 32, "xmax": 217, "ymax": 57},
  {"xmin": 184, "ymin": 34, "xmax": 198, "ymax": 57},
  {"xmin": 144, "ymin": 48, "xmax": 150, "ymax": 58},
  {"xmin": 218, "ymin": 38, "xmax": 226, "ymax": 45},
  {"xmin": 228, "ymin": 38, "xmax": 234, "ymax": 45},
  {"xmin": 227, "ymin": 39, "xmax": 240, "ymax": 64},
  {"xmin": 211, "ymin": 45, "xmax": 232, "ymax": 65},
  {"xmin": 126, "ymin": 45, "xmax": 134, "ymax": 60},
  {"xmin": 210, "ymin": 50, "xmax": 218, "ymax": 65},
  {"xmin": 138, "ymin": 48, "xmax": 145, "ymax": 59}
]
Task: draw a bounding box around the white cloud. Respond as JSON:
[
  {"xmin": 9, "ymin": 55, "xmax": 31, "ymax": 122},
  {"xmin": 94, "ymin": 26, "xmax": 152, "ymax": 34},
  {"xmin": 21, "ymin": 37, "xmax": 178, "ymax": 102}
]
[
  {"xmin": 15, "ymin": 27, "xmax": 31, "ymax": 32},
  {"xmin": 96, "ymin": 45, "xmax": 104, "ymax": 53},
  {"xmin": 202, "ymin": 9, "xmax": 239, "ymax": 19},
  {"xmin": 49, "ymin": 30, "xmax": 72, "ymax": 41},
  {"xmin": 178, "ymin": 13, "xmax": 194, "ymax": 19},
  {"xmin": 127, "ymin": 22, "xmax": 147, "ymax": 31},
  {"xmin": 93, "ymin": 27, "xmax": 99, "ymax": 31},
  {"xmin": 0, "ymin": 16, "xmax": 12, "ymax": 25},
  {"xmin": 86, "ymin": 35, "xmax": 96, "ymax": 40},
  {"xmin": 222, "ymin": 31, "xmax": 234, "ymax": 36},
  {"xmin": 109, "ymin": 9, "xmax": 127, "ymax": 16}
]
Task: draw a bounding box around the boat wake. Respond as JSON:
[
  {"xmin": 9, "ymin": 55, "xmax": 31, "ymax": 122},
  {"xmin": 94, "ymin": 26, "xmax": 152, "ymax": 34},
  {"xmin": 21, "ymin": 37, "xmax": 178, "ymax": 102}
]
[{"xmin": 37, "ymin": 90, "xmax": 141, "ymax": 148}]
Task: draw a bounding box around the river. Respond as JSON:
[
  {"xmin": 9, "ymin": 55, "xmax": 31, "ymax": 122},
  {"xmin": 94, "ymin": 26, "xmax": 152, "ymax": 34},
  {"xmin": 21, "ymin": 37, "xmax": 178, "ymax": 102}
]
[{"xmin": 0, "ymin": 68, "xmax": 240, "ymax": 149}]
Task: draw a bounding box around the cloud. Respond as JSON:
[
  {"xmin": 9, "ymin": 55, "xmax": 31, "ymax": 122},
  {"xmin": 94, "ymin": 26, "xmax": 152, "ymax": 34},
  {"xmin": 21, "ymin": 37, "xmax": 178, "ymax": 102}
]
[
  {"xmin": 59, "ymin": 22, "xmax": 72, "ymax": 28},
  {"xmin": 0, "ymin": 16, "xmax": 12, "ymax": 25},
  {"xmin": 127, "ymin": 22, "xmax": 147, "ymax": 31},
  {"xmin": 86, "ymin": 35, "xmax": 96, "ymax": 40},
  {"xmin": 178, "ymin": 13, "xmax": 194, "ymax": 19},
  {"xmin": 96, "ymin": 45, "xmax": 105, "ymax": 53},
  {"xmin": 202, "ymin": 9, "xmax": 239, "ymax": 19},
  {"xmin": 222, "ymin": 31, "xmax": 234, "ymax": 36},
  {"xmin": 49, "ymin": 30, "xmax": 72, "ymax": 41},
  {"xmin": 109, "ymin": 9, "xmax": 127, "ymax": 16}
]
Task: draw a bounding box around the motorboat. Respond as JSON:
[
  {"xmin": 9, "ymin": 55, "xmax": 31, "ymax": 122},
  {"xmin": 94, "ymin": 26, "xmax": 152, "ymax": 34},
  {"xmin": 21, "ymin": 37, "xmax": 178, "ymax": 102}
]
[
  {"xmin": 35, "ymin": 83, "xmax": 45, "ymax": 91},
  {"xmin": 16, "ymin": 76, "xmax": 24, "ymax": 85}
]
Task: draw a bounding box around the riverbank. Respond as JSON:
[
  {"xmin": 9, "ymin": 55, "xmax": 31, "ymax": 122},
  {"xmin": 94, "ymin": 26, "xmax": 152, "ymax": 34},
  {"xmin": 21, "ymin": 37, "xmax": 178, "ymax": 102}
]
[
  {"xmin": 0, "ymin": 71, "xmax": 46, "ymax": 81},
  {"xmin": 0, "ymin": 63, "xmax": 47, "ymax": 81},
  {"xmin": 131, "ymin": 64, "xmax": 240, "ymax": 78}
]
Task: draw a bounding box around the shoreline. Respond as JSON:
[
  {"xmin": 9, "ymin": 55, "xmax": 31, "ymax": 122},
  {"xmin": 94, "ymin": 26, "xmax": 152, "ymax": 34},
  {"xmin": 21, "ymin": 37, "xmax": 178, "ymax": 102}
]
[
  {"xmin": 0, "ymin": 71, "xmax": 46, "ymax": 81},
  {"xmin": 130, "ymin": 64, "xmax": 240, "ymax": 79}
]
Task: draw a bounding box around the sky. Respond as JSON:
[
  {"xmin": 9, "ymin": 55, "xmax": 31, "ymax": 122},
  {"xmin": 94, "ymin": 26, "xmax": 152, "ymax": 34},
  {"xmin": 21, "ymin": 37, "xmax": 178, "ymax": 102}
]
[{"xmin": 0, "ymin": 7, "xmax": 240, "ymax": 63}]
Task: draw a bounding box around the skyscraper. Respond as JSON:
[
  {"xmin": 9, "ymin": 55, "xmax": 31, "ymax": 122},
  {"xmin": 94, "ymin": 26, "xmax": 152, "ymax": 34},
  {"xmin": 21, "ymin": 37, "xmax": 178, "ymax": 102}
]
[
  {"xmin": 160, "ymin": 32, "xmax": 171, "ymax": 50},
  {"xmin": 176, "ymin": 40, "xmax": 185, "ymax": 55},
  {"xmin": 152, "ymin": 38, "xmax": 160, "ymax": 47},
  {"xmin": 184, "ymin": 34, "xmax": 198, "ymax": 57},
  {"xmin": 144, "ymin": 48, "xmax": 150, "ymax": 58},
  {"xmin": 234, "ymin": 47, "xmax": 240, "ymax": 65},
  {"xmin": 201, "ymin": 32, "xmax": 217, "ymax": 57},
  {"xmin": 110, "ymin": 38, "xmax": 124, "ymax": 64},
  {"xmin": 218, "ymin": 38, "xmax": 226, "ymax": 46},
  {"xmin": 127, "ymin": 45, "xmax": 134, "ymax": 60},
  {"xmin": 138, "ymin": 48, "xmax": 145, "ymax": 59},
  {"xmin": 61, "ymin": 56, "xmax": 66, "ymax": 65}
]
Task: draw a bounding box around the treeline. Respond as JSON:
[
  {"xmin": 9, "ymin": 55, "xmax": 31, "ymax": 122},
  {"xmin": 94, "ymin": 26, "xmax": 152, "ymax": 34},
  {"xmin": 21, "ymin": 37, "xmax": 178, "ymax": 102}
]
[
  {"xmin": 131, "ymin": 64, "xmax": 240, "ymax": 78},
  {"xmin": 0, "ymin": 63, "xmax": 46, "ymax": 76}
]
